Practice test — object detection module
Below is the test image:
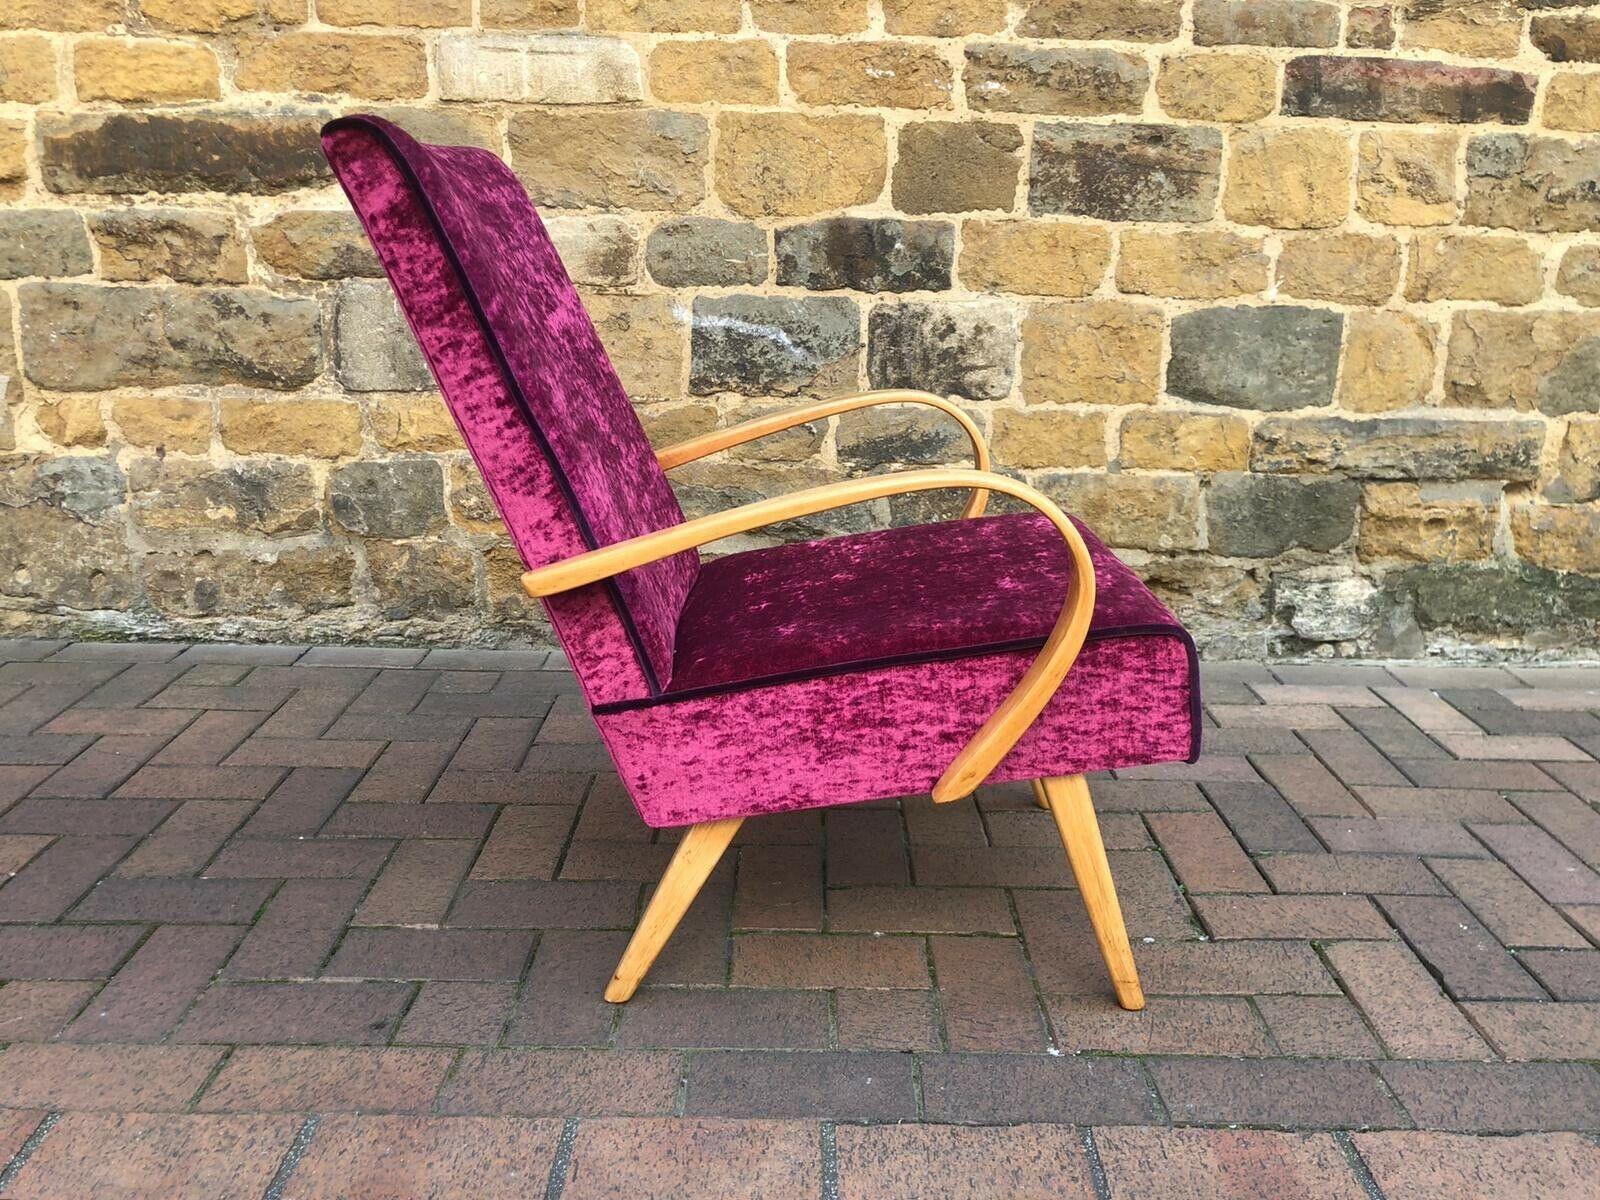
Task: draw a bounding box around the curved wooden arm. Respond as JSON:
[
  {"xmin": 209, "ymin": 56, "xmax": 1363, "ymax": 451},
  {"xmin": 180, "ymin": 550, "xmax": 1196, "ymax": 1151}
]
[
  {"xmin": 654, "ymin": 390, "xmax": 992, "ymax": 520},
  {"xmin": 523, "ymin": 468, "xmax": 1096, "ymax": 804}
]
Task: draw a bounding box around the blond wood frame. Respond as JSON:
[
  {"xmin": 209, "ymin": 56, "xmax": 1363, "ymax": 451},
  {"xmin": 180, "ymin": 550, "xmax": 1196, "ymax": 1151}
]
[
  {"xmin": 523, "ymin": 405, "xmax": 1145, "ymax": 1009},
  {"xmin": 654, "ymin": 389, "xmax": 993, "ymax": 520}
]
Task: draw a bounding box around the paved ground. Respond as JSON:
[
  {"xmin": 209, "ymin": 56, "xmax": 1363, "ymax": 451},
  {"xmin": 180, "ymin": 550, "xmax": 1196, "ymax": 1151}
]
[{"xmin": 0, "ymin": 639, "xmax": 1597, "ymax": 1197}]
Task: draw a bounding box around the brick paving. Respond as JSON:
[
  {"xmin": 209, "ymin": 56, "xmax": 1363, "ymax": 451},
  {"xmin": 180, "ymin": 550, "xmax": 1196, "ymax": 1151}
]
[{"xmin": 0, "ymin": 639, "xmax": 1597, "ymax": 1197}]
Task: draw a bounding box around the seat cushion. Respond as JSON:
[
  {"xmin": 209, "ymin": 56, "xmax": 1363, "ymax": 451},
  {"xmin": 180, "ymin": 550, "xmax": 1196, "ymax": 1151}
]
[
  {"xmin": 589, "ymin": 513, "xmax": 1200, "ymax": 826},
  {"xmin": 666, "ymin": 512, "xmax": 1186, "ymax": 696}
]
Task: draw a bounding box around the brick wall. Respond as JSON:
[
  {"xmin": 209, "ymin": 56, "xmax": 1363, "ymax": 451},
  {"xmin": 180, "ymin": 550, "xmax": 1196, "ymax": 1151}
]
[{"xmin": 0, "ymin": 0, "xmax": 1597, "ymax": 655}]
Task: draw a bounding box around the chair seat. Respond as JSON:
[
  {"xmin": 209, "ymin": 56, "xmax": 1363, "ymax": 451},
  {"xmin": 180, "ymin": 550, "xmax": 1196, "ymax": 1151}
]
[{"xmin": 666, "ymin": 512, "xmax": 1185, "ymax": 697}]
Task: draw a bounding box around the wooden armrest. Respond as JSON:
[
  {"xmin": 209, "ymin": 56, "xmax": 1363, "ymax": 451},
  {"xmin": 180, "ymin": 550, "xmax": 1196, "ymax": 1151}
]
[
  {"xmin": 654, "ymin": 390, "xmax": 992, "ymax": 520},
  {"xmin": 522, "ymin": 468, "xmax": 1096, "ymax": 804}
]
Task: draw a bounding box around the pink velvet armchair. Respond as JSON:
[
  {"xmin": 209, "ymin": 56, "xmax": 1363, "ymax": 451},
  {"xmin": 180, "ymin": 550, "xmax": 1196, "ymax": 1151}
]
[{"xmin": 322, "ymin": 116, "xmax": 1200, "ymax": 1012}]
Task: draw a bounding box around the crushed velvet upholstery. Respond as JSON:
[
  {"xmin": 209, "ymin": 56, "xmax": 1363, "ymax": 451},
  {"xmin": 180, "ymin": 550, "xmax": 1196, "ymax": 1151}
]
[{"xmin": 321, "ymin": 115, "xmax": 1201, "ymax": 829}]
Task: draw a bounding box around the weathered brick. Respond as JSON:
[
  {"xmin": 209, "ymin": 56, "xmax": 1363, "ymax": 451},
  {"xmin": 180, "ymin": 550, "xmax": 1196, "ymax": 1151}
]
[
  {"xmin": 1464, "ymin": 134, "xmax": 1600, "ymax": 232},
  {"xmin": 20, "ymin": 283, "xmax": 319, "ymax": 391},
  {"xmin": 1276, "ymin": 233, "xmax": 1401, "ymax": 304},
  {"xmin": 1031, "ymin": 122, "xmax": 1222, "ymax": 221},
  {"xmin": 1282, "ymin": 55, "xmax": 1536, "ymax": 124},
  {"xmin": 895, "ymin": 121, "xmax": 1022, "ymax": 214},
  {"xmin": 790, "ymin": 41, "xmax": 951, "ymax": 109},
  {"xmin": 1337, "ymin": 311, "xmax": 1436, "ymax": 411},
  {"xmin": 1207, "ymin": 473, "xmax": 1360, "ymax": 557},
  {"xmin": 1156, "ymin": 51, "xmax": 1276, "ymax": 121},
  {"xmin": 648, "ymin": 40, "xmax": 778, "ymax": 104},
  {"xmin": 776, "ymin": 218, "xmax": 952, "ymax": 292},
  {"xmin": 1251, "ymin": 415, "xmax": 1545, "ymax": 480},
  {"xmin": 1533, "ymin": 11, "xmax": 1600, "ymax": 60},
  {"xmin": 0, "ymin": 36, "xmax": 56, "ymax": 101},
  {"xmin": 1168, "ymin": 305, "xmax": 1342, "ymax": 411},
  {"xmin": 1017, "ymin": 0, "xmax": 1180, "ymax": 39},
  {"xmin": 964, "ymin": 44, "xmax": 1147, "ymax": 115},
  {"xmin": 690, "ymin": 295, "xmax": 859, "ymax": 396},
  {"xmin": 1358, "ymin": 129, "xmax": 1459, "ymax": 225},
  {"xmin": 1225, "ymin": 128, "xmax": 1350, "ymax": 228},
  {"xmin": 716, "ymin": 112, "xmax": 885, "ymax": 218},
  {"xmin": 959, "ymin": 220, "xmax": 1109, "ymax": 296},
  {"xmin": 38, "ymin": 110, "xmax": 330, "ymax": 194},
  {"xmin": 1406, "ymin": 232, "xmax": 1543, "ymax": 304},
  {"xmin": 1117, "ymin": 229, "xmax": 1267, "ymax": 299},
  {"xmin": 510, "ymin": 109, "xmax": 708, "ymax": 211},
  {"xmin": 867, "ymin": 300, "xmax": 1015, "ymax": 400},
  {"xmin": 74, "ymin": 38, "xmax": 220, "ymax": 103},
  {"xmin": 1023, "ymin": 299, "xmax": 1162, "ymax": 405}
]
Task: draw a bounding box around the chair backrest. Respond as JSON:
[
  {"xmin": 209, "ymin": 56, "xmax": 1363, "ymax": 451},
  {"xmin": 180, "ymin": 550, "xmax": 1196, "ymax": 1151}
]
[{"xmin": 322, "ymin": 115, "xmax": 695, "ymax": 704}]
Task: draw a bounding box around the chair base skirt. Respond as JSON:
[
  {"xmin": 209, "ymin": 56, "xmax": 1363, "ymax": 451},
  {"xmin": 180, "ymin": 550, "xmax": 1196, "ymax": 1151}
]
[{"xmin": 603, "ymin": 776, "xmax": 1145, "ymax": 1012}]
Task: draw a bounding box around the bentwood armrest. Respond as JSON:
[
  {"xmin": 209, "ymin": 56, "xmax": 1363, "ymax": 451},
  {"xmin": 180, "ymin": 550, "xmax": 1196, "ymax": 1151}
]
[
  {"xmin": 523, "ymin": 468, "xmax": 1097, "ymax": 803},
  {"xmin": 654, "ymin": 390, "xmax": 993, "ymax": 520}
]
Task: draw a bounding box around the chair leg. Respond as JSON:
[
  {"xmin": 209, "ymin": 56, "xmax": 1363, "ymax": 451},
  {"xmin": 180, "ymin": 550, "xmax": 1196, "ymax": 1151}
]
[
  {"xmin": 1031, "ymin": 780, "xmax": 1050, "ymax": 810},
  {"xmin": 1037, "ymin": 774, "xmax": 1146, "ymax": 1011},
  {"xmin": 605, "ymin": 816, "xmax": 742, "ymax": 1003}
]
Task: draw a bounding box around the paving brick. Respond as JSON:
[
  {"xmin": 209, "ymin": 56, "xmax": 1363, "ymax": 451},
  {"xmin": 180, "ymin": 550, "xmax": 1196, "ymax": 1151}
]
[
  {"xmin": 395, "ymin": 980, "xmax": 516, "ymax": 1045},
  {"xmin": 115, "ymin": 764, "xmax": 286, "ymax": 799},
  {"xmin": 1301, "ymin": 727, "xmax": 1411, "ymax": 787},
  {"xmin": 1435, "ymin": 732, "xmax": 1591, "ymax": 761},
  {"xmin": 1139, "ymin": 940, "xmax": 1340, "ymax": 996},
  {"xmin": 0, "ymin": 832, "xmax": 51, "ymax": 876},
  {"xmin": 0, "ymin": 732, "xmax": 94, "ymax": 765},
  {"xmin": 428, "ymin": 768, "xmax": 590, "ymax": 805},
  {"xmin": 1357, "ymin": 786, "xmax": 1521, "ymax": 822},
  {"xmin": 355, "ymin": 838, "xmax": 477, "ymax": 926},
  {"xmin": 0, "ymin": 924, "xmax": 145, "ymax": 978},
  {"xmin": 825, "ymin": 808, "xmax": 908, "ymax": 885},
  {"xmin": 835, "ymin": 987, "xmax": 941, "ymax": 1050},
  {"xmin": 1514, "ymin": 791, "xmax": 1600, "ymax": 868},
  {"xmin": 73, "ymin": 875, "xmax": 275, "ymax": 923},
  {"xmin": 206, "ymin": 835, "xmax": 392, "ymax": 879},
  {"xmin": 0, "ymin": 834, "xmax": 136, "ymax": 921},
  {"xmin": 1255, "ymin": 994, "xmax": 1384, "ymax": 1058},
  {"xmin": 1325, "ymin": 940, "xmax": 1491, "ymax": 1059},
  {"xmin": 447, "ymin": 878, "xmax": 637, "ymax": 929},
  {"xmin": 616, "ymin": 987, "xmax": 830, "ymax": 1049},
  {"xmin": 198, "ymin": 1046, "xmax": 454, "ymax": 1113},
  {"xmin": 239, "ymin": 767, "xmax": 364, "ymax": 837},
  {"xmin": 283, "ymin": 1114, "xmax": 563, "ymax": 1200},
  {"xmin": 114, "ymin": 798, "xmax": 251, "ymax": 877},
  {"xmin": 562, "ymin": 1119, "xmax": 820, "ymax": 1200},
  {"xmin": 1048, "ymin": 994, "xmax": 1272, "ymax": 1055},
  {"xmin": 837, "ymin": 1123, "xmax": 1095, "ymax": 1200},
  {"xmin": 826, "ymin": 885, "xmax": 1014, "ymax": 933},
  {"xmin": 1541, "ymin": 760, "xmax": 1600, "ymax": 803},
  {"xmin": 25, "ymin": 736, "xmax": 171, "ymax": 799},
  {"xmin": 0, "ymin": 1109, "xmax": 43, "ymax": 1164},
  {"xmin": 348, "ymin": 739, "xmax": 455, "ymax": 803},
  {"xmin": 1252, "ymin": 754, "xmax": 1366, "ymax": 816},
  {"xmin": 470, "ymin": 806, "xmax": 578, "ymax": 880},
  {"xmin": 505, "ymin": 930, "xmax": 628, "ymax": 1046},
  {"xmin": 326, "ymin": 928, "xmax": 535, "ymax": 981},
  {"xmin": 0, "ymin": 795, "xmax": 173, "ymax": 835},
  {"xmin": 0, "ymin": 980, "xmax": 98, "ymax": 1041},
  {"xmin": 1260, "ymin": 852, "xmax": 1445, "ymax": 895},
  {"xmin": 440, "ymin": 1048, "xmax": 682, "ymax": 1116},
  {"xmin": 321, "ymin": 802, "xmax": 494, "ymax": 840},
  {"xmin": 1463, "ymin": 1000, "xmax": 1600, "ymax": 1060},
  {"xmin": 1521, "ymin": 948, "xmax": 1600, "ymax": 1000},
  {"xmin": 731, "ymin": 843, "xmax": 823, "ymax": 931},
  {"xmin": 731, "ymin": 932, "xmax": 929, "ymax": 989},
  {"xmin": 3, "ymin": 1112, "xmax": 299, "ymax": 1200},
  {"xmin": 1205, "ymin": 781, "xmax": 1322, "ymax": 852},
  {"xmin": 1472, "ymin": 822, "xmax": 1600, "ymax": 905},
  {"xmin": 1378, "ymin": 894, "xmax": 1545, "ymax": 1000},
  {"xmin": 1377, "ymin": 1061, "xmax": 1600, "ymax": 1132},
  {"xmin": 64, "ymin": 923, "xmax": 243, "ymax": 1042},
  {"xmin": 920, "ymin": 1052, "xmax": 1157, "ymax": 1124},
  {"xmin": 225, "ymin": 878, "xmax": 366, "ymax": 980},
  {"xmin": 1339, "ymin": 708, "xmax": 1451, "ymax": 761},
  {"xmin": 1095, "ymin": 1126, "xmax": 1367, "ymax": 1200},
  {"xmin": 175, "ymin": 981, "xmax": 413, "ymax": 1044},
  {"xmin": 933, "ymin": 934, "xmax": 1047, "ymax": 1051},
  {"xmin": 685, "ymin": 1049, "xmax": 916, "ymax": 1119},
  {"xmin": 1353, "ymin": 1131, "xmax": 1600, "ymax": 1200},
  {"xmin": 1147, "ymin": 810, "xmax": 1267, "ymax": 893},
  {"xmin": 1395, "ymin": 759, "xmax": 1562, "ymax": 791},
  {"xmin": 1149, "ymin": 1057, "xmax": 1404, "ymax": 1130},
  {"xmin": 1311, "ymin": 817, "xmax": 1487, "ymax": 857},
  {"xmin": 560, "ymin": 839, "xmax": 679, "ymax": 881},
  {"xmin": 1194, "ymin": 894, "xmax": 1393, "ymax": 940},
  {"xmin": 0, "ymin": 1043, "xmax": 223, "ymax": 1110}
]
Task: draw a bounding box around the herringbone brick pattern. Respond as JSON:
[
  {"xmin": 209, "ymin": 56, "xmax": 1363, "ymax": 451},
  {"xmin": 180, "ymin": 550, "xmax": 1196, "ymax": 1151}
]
[{"xmin": 0, "ymin": 639, "xmax": 1598, "ymax": 1197}]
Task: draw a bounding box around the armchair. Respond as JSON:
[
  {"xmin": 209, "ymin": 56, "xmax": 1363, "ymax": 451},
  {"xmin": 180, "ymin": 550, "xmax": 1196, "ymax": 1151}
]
[{"xmin": 323, "ymin": 116, "xmax": 1201, "ymax": 1014}]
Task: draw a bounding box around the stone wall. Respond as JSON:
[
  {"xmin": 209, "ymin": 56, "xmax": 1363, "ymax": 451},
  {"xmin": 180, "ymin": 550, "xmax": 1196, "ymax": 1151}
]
[{"xmin": 1, "ymin": 0, "xmax": 1598, "ymax": 656}]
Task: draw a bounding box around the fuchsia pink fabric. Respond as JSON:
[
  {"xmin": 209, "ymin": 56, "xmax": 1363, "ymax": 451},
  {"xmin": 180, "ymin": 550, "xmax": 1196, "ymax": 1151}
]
[{"xmin": 321, "ymin": 115, "xmax": 1201, "ymax": 828}]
